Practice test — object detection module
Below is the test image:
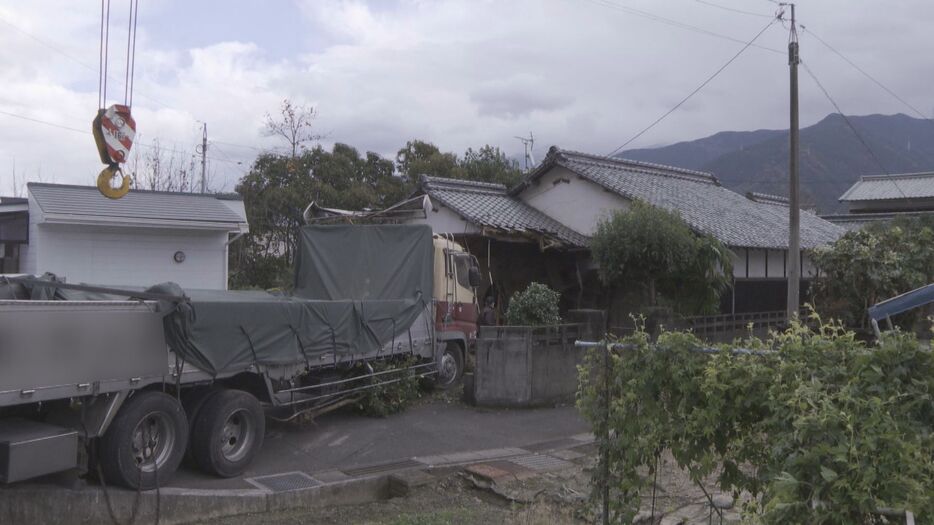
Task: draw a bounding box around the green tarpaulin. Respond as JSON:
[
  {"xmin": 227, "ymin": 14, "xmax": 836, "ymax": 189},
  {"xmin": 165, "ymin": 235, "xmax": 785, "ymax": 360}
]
[{"xmin": 4, "ymin": 225, "xmax": 435, "ymax": 376}]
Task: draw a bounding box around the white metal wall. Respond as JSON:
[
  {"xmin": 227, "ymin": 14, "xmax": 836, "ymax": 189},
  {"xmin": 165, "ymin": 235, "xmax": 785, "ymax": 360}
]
[{"xmin": 28, "ymin": 223, "xmax": 229, "ymax": 289}]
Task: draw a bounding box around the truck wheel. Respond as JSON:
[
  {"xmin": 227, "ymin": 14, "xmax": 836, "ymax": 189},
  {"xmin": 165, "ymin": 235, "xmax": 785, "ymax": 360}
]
[
  {"xmin": 436, "ymin": 342, "xmax": 464, "ymax": 389},
  {"xmin": 182, "ymin": 386, "xmax": 222, "ymax": 462},
  {"xmin": 190, "ymin": 389, "xmax": 265, "ymax": 478},
  {"xmin": 98, "ymin": 391, "xmax": 188, "ymax": 490}
]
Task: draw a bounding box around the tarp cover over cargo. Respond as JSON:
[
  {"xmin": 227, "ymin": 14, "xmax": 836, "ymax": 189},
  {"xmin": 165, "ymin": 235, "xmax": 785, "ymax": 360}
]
[{"xmin": 154, "ymin": 224, "xmax": 434, "ymax": 375}]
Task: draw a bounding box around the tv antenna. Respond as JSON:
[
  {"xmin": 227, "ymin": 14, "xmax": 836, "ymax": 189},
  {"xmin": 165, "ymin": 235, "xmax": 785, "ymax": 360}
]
[{"xmin": 514, "ymin": 132, "xmax": 535, "ymax": 171}]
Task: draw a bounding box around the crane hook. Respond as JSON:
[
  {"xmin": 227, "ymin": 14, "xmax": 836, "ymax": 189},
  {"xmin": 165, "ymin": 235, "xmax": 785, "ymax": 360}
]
[{"xmin": 97, "ymin": 164, "xmax": 131, "ymax": 199}]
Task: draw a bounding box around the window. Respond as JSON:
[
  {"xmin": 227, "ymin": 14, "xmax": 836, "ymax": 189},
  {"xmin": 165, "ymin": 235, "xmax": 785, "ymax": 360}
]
[{"xmin": 452, "ymin": 254, "xmax": 472, "ymax": 289}]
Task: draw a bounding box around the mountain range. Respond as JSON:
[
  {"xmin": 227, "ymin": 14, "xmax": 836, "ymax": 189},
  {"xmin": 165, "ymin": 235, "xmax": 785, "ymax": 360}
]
[{"xmin": 619, "ymin": 113, "xmax": 934, "ymax": 214}]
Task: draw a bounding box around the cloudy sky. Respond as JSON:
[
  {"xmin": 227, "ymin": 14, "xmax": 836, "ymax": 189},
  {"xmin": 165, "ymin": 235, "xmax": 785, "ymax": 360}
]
[{"xmin": 0, "ymin": 0, "xmax": 931, "ymax": 194}]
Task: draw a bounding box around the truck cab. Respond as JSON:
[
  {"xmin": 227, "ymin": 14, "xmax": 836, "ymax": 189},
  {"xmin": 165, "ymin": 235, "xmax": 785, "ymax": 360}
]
[{"xmin": 431, "ymin": 235, "xmax": 481, "ymax": 386}]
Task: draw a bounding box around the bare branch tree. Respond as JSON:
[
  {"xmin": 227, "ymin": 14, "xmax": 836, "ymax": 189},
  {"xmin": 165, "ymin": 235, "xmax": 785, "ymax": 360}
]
[
  {"xmin": 132, "ymin": 139, "xmax": 198, "ymax": 192},
  {"xmin": 263, "ymin": 99, "xmax": 322, "ymax": 158}
]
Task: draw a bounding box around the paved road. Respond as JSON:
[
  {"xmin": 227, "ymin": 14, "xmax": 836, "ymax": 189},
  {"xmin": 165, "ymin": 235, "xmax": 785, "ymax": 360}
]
[{"xmin": 171, "ymin": 400, "xmax": 589, "ymax": 490}]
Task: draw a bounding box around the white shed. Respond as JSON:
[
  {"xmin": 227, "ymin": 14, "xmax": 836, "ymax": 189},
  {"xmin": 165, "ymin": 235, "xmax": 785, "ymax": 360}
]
[{"xmin": 0, "ymin": 183, "xmax": 248, "ymax": 290}]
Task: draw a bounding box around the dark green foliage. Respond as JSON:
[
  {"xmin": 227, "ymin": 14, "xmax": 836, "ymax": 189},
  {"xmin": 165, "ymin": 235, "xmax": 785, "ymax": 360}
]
[
  {"xmin": 812, "ymin": 216, "xmax": 934, "ymax": 328},
  {"xmin": 458, "ymin": 145, "xmax": 523, "ymax": 187},
  {"xmin": 230, "ymin": 144, "xmax": 407, "ymax": 289},
  {"xmin": 355, "ymin": 357, "xmax": 424, "ymax": 417},
  {"xmin": 578, "ymin": 321, "xmax": 934, "ymax": 524},
  {"xmin": 505, "ymin": 282, "xmax": 561, "ymax": 326},
  {"xmin": 589, "ymin": 201, "xmax": 733, "ymax": 315},
  {"xmin": 396, "ymin": 140, "xmax": 523, "ymax": 187}
]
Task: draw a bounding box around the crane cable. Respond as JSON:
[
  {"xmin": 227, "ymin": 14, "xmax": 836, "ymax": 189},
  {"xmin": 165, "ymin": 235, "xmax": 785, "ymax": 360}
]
[{"xmin": 94, "ymin": 0, "xmax": 139, "ymax": 199}]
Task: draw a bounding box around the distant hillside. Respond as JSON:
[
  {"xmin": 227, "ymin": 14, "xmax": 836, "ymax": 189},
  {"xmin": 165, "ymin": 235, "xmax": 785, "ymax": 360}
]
[{"xmin": 621, "ymin": 113, "xmax": 934, "ymax": 213}]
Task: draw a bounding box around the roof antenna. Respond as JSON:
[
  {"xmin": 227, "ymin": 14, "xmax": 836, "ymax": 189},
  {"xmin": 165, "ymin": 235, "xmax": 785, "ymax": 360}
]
[{"xmin": 514, "ymin": 132, "xmax": 535, "ymax": 172}]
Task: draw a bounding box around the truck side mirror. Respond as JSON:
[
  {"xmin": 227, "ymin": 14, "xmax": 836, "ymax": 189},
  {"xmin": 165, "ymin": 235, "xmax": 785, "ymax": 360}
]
[{"xmin": 468, "ymin": 265, "xmax": 481, "ymax": 288}]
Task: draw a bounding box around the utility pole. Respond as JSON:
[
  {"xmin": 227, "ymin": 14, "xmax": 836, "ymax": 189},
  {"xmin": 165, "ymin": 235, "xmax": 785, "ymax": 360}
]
[
  {"xmin": 198, "ymin": 122, "xmax": 208, "ymax": 193},
  {"xmin": 785, "ymin": 3, "xmax": 801, "ymax": 322}
]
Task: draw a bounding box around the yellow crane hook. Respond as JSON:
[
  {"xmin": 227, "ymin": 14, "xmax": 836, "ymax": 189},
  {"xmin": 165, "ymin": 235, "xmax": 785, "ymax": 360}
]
[{"xmin": 97, "ymin": 164, "xmax": 131, "ymax": 199}]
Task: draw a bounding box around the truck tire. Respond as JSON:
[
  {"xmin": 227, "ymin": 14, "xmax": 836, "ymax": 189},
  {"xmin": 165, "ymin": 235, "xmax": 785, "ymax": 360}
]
[
  {"xmin": 190, "ymin": 389, "xmax": 265, "ymax": 478},
  {"xmin": 182, "ymin": 386, "xmax": 222, "ymax": 462},
  {"xmin": 435, "ymin": 341, "xmax": 464, "ymax": 389},
  {"xmin": 98, "ymin": 391, "xmax": 188, "ymax": 490}
]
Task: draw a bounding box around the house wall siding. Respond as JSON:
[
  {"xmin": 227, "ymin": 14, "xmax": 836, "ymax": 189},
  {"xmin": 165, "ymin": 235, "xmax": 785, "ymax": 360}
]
[
  {"xmin": 410, "ymin": 204, "xmax": 481, "ymax": 235},
  {"xmin": 32, "ymin": 224, "xmax": 229, "ymax": 289},
  {"xmin": 519, "ymin": 167, "xmax": 626, "ymax": 236}
]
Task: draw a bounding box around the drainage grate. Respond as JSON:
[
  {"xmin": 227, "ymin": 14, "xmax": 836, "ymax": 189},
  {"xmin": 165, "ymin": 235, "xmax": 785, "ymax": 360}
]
[
  {"xmin": 342, "ymin": 458, "xmax": 423, "ymax": 477},
  {"xmin": 509, "ymin": 454, "xmax": 574, "ymax": 472},
  {"xmin": 246, "ymin": 471, "xmax": 321, "ymax": 492},
  {"xmin": 522, "ymin": 438, "xmax": 580, "ymax": 453}
]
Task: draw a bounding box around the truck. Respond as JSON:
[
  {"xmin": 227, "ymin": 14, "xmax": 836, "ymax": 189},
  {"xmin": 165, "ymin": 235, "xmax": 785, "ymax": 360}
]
[{"xmin": 0, "ymin": 224, "xmax": 480, "ymax": 489}]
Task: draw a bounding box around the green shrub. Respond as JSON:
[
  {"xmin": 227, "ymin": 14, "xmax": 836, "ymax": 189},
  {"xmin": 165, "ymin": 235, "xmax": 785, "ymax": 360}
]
[
  {"xmin": 578, "ymin": 319, "xmax": 934, "ymax": 524},
  {"xmin": 589, "ymin": 201, "xmax": 732, "ymax": 315},
  {"xmin": 355, "ymin": 357, "xmax": 424, "ymax": 417},
  {"xmin": 505, "ymin": 282, "xmax": 561, "ymax": 326}
]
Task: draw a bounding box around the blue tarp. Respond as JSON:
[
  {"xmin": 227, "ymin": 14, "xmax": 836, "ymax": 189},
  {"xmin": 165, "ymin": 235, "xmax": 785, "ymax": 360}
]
[{"xmin": 867, "ymin": 284, "xmax": 934, "ymax": 322}]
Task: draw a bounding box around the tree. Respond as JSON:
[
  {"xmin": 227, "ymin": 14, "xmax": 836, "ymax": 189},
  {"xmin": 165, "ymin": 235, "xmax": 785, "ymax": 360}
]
[
  {"xmin": 395, "ymin": 140, "xmax": 460, "ymax": 183},
  {"xmin": 231, "ymin": 143, "xmax": 409, "ymax": 289},
  {"xmin": 458, "ymin": 145, "xmax": 523, "ymax": 187},
  {"xmin": 130, "ymin": 138, "xmax": 200, "ymax": 192},
  {"xmin": 264, "ymin": 99, "xmax": 321, "ymax": 158},
  {"xmin": 811, "ymin": 217, "xmax": 934, "ymax": 328},
  {"xmin": 589, "ymin": 201, "xmax": 732, "ymax": 315}
]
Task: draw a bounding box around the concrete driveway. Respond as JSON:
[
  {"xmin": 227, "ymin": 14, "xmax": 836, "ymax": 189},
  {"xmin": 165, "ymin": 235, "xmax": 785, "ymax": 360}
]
[{"xmin": 171, "ymin": 399, "xmax": 589, "ymax": 490}]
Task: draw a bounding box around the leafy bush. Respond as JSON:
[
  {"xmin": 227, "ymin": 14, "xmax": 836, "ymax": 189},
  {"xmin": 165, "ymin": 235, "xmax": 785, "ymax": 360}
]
[
  {"xmin": 589, "ymin": 201, "xmax": 732, "ymax": 315},
  {"xmin": 505, "ymin": 282, "xmax": 561, "ymax": 326},
  {"xmin": 355, "ymin": 357, "xmax": 424, "ymax": 417},
  {"xmin": 578, "ymin": 319, "xmax": 934, "ymax": 524},
  {"xmin": 812, "ymin": 217, "xmax": 934, "ymax": 328}
]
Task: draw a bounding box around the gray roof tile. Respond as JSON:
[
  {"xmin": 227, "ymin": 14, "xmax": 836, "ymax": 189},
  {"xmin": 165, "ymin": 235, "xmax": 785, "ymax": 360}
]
[
  {"xmin": 839, "ymin": 172, "xmax": 934, "ymax": 201},
  {"xmin": 28, "ymin": 183, "xmax": 246, "ymax": 225},
  {"xmin": 516, "ymin": 148, "xmax": 844, "ymax": 250},
  {"xmin": 419, "ymin": 176, "xmax": 589, "ymax": 247}
]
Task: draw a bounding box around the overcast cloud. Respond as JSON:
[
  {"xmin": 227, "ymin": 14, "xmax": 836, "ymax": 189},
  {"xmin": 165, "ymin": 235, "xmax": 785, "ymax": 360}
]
[{"xmin": 1, "ymin": 0, "xmax": 932, "ymax": 194}]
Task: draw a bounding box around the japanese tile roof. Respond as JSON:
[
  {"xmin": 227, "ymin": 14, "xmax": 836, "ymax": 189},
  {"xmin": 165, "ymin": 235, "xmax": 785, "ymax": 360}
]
[
  {"xmin": 513, "ymin": 147, "xmax": 845, "ymax": 250},
  {"xmin": 822, "ymin": 210, "xmax": 934, "ymax": 232},
  {"xmin": 839, "ymin": 172, "xmax": 934, "ymax": 202},
  {"xmin": 418, "ymin": 176, "xmax": 589, "ymax": 247},
  {"xmin": 28, "ymin": 183, "xmax": 246, "ymax": 227}
]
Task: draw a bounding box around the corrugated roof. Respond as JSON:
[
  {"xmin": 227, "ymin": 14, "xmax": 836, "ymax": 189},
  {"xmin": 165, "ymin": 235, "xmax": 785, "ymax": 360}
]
[
  {"xmin": 515, "ymin": 147, "xmax": 844, "ymax": 250},
  {"xmin": 28, "ymin": 183, "xmax": 246, "ymax": 225},
  {"xmin": 419, "ymin": 176, "xmax": 589, "ymax": 248},
  {"xmin": 839, "ymin": 172, "xmax": 934, "ymax": 202}
]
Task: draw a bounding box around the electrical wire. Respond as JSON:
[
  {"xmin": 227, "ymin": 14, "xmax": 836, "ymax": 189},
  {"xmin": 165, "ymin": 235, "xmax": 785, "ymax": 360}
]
[
  {"xmin": 694, "ymin": 0, "xmax": 775, "ymax": 19},
  {"xmin": 578, "ymin": 0, "xmax": 784, "ymax": 55},
  {"xmin": 606, "ymin": 17, "xmax": 779, "ymax": 157},
  {"xmin": 0, "ymin": 108, "xmax": 244, "ymax": 166},
  {"xmin": 0, "ymin": 12, "xmax": 175, "ymax": 112},
  {"xmin": 799, "ymin": 60, "xmax": 911, "ymax": 200},
  {"xmin": 800, "ymin": 25, "xmax": 934, "ymax": 125}
]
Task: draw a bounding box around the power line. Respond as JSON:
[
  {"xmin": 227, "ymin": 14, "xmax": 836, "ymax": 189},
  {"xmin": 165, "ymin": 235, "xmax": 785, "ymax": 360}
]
[
  {"xmin": 0, "ymin": 13, "xmax": 178, "ymax": 112},
  {"xmin": 694, "ymin": 0, "xmax": 775, "ymax": 19},
  {"xmin": 606, "ymin": 17, "xmax": 779, "ymax": 157},
  {"xmin": 579, "ymin": 0, "xmax": 784, "ymax": 55},
  {"xmin": 799, "ymin": 60, "xmax": 911, "ymax": 200},
  {"xmin": 0, "ymin": 107, "xmax": 242, "ymax": 166},
  {"xmin": 800, "ymin": 25, "xmax": 934, "ymax": 124}
]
